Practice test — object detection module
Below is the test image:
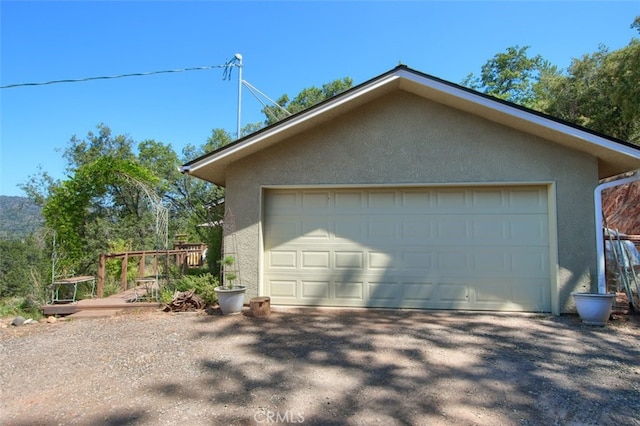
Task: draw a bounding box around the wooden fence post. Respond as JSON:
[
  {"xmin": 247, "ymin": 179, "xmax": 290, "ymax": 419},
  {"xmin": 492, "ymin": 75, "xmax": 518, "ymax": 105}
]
[
  {"xmin": 139, "ymin": 252, "xmax": 146, "ymax": 278},
  {"xmin": 121, "ymin": 254, "xmax": 128, "ymax": 292},
  {"xmin": 97, "ymin": 254, "xmax": 106, "ymax": 298},
  {"xmin": 153, "ymin": 250, "xmax": 160, "ymax": 276}
]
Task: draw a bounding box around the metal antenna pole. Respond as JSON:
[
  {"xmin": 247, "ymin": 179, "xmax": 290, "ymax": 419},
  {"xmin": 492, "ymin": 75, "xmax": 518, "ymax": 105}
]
[{"xmin": 235, "ymin": 53, "xmax": 243, "ymax": 139}]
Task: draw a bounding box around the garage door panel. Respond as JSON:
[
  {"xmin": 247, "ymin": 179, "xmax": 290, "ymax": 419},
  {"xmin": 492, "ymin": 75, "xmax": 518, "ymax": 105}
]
[
  {"xmin": 334, "ymin": 191, "xmax": 364, "ymax": 209},
  {"xmin": 400, "ymin": 285, "xmax": 469, "ymax": 309},
  {"xmin": 335, "ymin": 218, "xmax": 365, "ymax": 240},
  {"xmin": 401, "ymin": 220, "xmax": 433, "ymax": 240},
  {"xmin": 368, "ymin": 191, "xmax": 397, "ymax": 209},
  {"xmin": 301, "ymin": 251, "xmax": 330, "ymax": 269},
  {"xmin": 436, "ymin": 218, "xmax": 469, "ymax": 239},
  {"xmin": 368, "ymin": 219, "xmax": 396, "ymax": 239},
  {"xmin": 266, "ymin": 191, "xmax": 298, "ymax": 212},
  {"xmin": 368, "ymin": 282, "xmax": 399, "ymax": 302},
  {"xmin": 301, "ymin": 281, "xmax": 330, "ymax": 299},
  {"xmin": 473, "ymin": 251, "xmax": 508, "ymax": 273},
  {"xmin": 302, "ymin": 191, "xmax": 331, "ymax": 209},
  {"xmin": 270, "ymin": 280, "xmax": 297, "ymax": 298},
  {"xmin": 268, "ymin": 251, "xmax": 297, "ymax": 268},
  {"xmin": 435, "ymin": 282, "xmax": 470, "ymax": 303},
  {"xmin": 471, "ymin": 218, "xmax": 507, "ymax": 240},
  {"xmin": 335, "ymin": 251, "xmax": 364, "ymax": 269},
  {"xmin": 436, "ymin": 250, "xmax": 470, "ymax": 272},
  {"xmin": 264, "ymin": 187, "xmax": 552, "ymax": 312},
  {"xmin": 510, "ymin": 251, "xmax": 548, "ymax": 276},
  {"xmin": 400, "ymin": 191, "xmax": 431, "ymax": 209},
  {"xmin": 435, "ymin": 190, "xmax": 467, "ymax": 210},
  {"xmin": 512, "ymin": 281, "xmax": 549, "ymax": 311},
  {"xmin": 473, "ymin": 281, "xmax": 511, "ymax": 303},
  {"xmin": 402, "ymin": 282, "xmax": 437, "ymax": 301},
  {"xmin": 471, "ymin": 248, "xmax": 549, "ymax": 277},
  {"xmin": 401, "ymin": 249, "xmax": 433, "ymax": 270},
  {"xmin": 369, "ymin": 251, "xmax": 395, "ymax": 270},
  {"xmin": 507, "ymin": 188, "xmax": 547, "ymax": 211},
  {"xmin": 264, "ymin": 220, "xmax": 300, "ymax": 249},
  {"xmin": 472, "ymin": 278, "xmax": 549, "ymax": 309},
  {"xmin": 301, "ymin": 220, "xmax": 331, "ymax": 238},
  {"xmin": 335, "ymin": 282, "xmax": 364, "ymax": 300},
  {"xmin": 471, "ymin": 189, "xmax": 504, "ymax": 209}
]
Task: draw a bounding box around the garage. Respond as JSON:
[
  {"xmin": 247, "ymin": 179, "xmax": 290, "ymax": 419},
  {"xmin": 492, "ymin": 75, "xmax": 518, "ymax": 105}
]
[
  {"xmin": 263, "ymin": 186, "xmax": 552, "ymax": 312},
  {"xmin": 181, "ymin": 66, "xmax": 640, "ymax": 314}
]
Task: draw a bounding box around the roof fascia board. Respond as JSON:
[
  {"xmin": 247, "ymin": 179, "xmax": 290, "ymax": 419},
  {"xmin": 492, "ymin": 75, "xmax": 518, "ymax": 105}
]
[
  {"xmin": 181, "ymin": 65, "xmax": 640, "ymax": 175},
  {"xmin": 396, "ymin": 69, "xmax": 640, "ymax": 160}
]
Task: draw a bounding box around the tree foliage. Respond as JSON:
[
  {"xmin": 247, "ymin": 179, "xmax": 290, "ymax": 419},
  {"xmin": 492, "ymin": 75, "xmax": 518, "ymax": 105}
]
[
  {"xmin": 463, "ymin": 16, "xmax": 639, "ymax": 144},
  {"xmin": 262, "ymin": 77, "xmax": 353, "ymax": 125},
  {"xmin": 544, "ymin": 40, "xmax": 640, "ymax": 143},
  {"xmin": 0, "ymin": 232, "xmax": 49, "ymax": 301},
  {"xmin": 43, "ymin": 155, "xmax": 158, "ymax": 272},
  {"xmin": 461, "ymin": 45, "xmax": 560, "ymax": 110}
]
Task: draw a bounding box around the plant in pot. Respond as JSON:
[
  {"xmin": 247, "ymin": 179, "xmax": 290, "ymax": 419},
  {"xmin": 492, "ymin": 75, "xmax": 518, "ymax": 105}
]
[{"xmin": 214, "ymin": 255, "xmax": 246, "ymax": 315}]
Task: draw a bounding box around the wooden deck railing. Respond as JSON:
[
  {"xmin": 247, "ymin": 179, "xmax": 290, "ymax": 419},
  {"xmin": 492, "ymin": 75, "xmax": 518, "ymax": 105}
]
[{"xmin": 96, "ymin": 248, "xmax": 205, "ymax": 297}]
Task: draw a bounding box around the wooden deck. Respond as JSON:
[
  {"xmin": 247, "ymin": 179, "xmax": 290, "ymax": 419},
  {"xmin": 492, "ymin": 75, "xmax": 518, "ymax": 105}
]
[{"xmin": 42, "ymin": 286, "xmax": 162, "ymax": 318}]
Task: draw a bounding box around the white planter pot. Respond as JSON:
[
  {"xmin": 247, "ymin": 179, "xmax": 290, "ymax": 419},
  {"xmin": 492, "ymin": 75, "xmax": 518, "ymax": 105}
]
[
  {"xmin": 571, "ymin": 292, "xmax": 615, "ymax": 326},
  {"xmin": 214, "ymin": 286, "xmax": 246, "ymax": 315}
]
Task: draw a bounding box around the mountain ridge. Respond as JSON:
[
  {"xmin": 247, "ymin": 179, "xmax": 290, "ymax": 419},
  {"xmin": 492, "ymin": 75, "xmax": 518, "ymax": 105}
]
[{"xmin": 0, "ymin": 195, "xmax": 44, "ymax": 239}]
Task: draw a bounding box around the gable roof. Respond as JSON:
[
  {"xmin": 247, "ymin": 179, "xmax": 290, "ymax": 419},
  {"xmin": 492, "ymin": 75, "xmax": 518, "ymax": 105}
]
[{"xmin": 181, "ymin": 65, "xmax": 640, "ymax": 185}]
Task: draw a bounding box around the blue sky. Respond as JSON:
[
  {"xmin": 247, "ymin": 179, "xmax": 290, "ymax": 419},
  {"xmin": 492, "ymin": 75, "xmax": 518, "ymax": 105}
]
[{"xmin": 1, "ymin": 1, "xmax": 638, "ymax": 197}]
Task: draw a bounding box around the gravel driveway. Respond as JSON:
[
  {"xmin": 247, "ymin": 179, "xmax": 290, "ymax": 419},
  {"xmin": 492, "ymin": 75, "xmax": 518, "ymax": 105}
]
[{"xmin": 1, "ymin": 308, "xmax": 639, "ymax": 426}]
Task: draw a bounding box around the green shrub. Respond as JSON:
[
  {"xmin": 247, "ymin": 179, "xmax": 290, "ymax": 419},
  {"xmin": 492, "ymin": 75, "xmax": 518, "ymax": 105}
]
[
  {"xmin": 101, "ymin": 277, "xmax": 121, "ymax": 298},
  {"xmin": 0, "ymin": 296, "xmax": 44, "ymax": 320},
  {"xmin": 159, "ymin": 287, "xmax": 175, "ymax": 305},
  {"xmin": 170, "ymin": 273, "xmax": 218, "ymax": 306},
  {"xmin": 185, "ymin": 267, "xmax": 210, "ymax": 276}
]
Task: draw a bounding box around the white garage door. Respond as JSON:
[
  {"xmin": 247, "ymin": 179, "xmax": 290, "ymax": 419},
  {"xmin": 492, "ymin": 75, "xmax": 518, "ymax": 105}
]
[{"xmin": 263, "ymin": 186, "xmax": 551, "ymax": 312}]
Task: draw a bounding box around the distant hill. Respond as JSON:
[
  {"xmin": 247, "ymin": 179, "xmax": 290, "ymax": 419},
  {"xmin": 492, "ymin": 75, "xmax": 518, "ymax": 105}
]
[{"xmin": 0, "ymin": 196, "xmax": 44, "ymax": 239}]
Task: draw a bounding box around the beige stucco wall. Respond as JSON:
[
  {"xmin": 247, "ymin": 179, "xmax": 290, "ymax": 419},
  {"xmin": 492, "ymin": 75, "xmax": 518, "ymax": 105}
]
[{"xmin": 224, "ymin": 91, "xmax": 598, "ymax": 313}]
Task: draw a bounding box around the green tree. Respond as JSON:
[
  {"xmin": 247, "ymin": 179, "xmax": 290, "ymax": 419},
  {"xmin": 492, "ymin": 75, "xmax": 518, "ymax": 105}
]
[
  {"xmin": 0, "ymin": 235, "xmax": 48, "ymax": 300},
  {"xmin": 180, "ymin": 129, "xmax": 230, "ymax": 276},
  {"xmin": 262, "ymin": 77, "xmax": 353, "ymax": 126},
  {"xmin": 632, "ymin": 15, "xmax": 640, "ymax": 33},
  {"xmin": 21, "ymin": 125, "xmax": 175, "ymax": 275},
  {"xmin": 42, "ymin": 155, "xmax": 158, "ymax": 273},
  {"xmin": 545, "ymin": 39, "xmax": 640, "ymax": 144},
  {"xmin": 461, "ymin": 45, "xmax": 559, "ymax": 110}
]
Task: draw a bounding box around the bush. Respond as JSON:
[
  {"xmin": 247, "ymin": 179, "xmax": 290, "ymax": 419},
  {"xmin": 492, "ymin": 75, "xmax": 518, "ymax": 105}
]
[
  {"xmin": 170, "ymin": 273, "xmax": 218, "ymax": 306},
  {"xmin": 184, "ymin": 267, "xmax": 210, "ymax": 277},
  {"xmin": 101, "ymin": 277, "xmax": 122, "ymax": 298},
  {"xmin": 0, "ymin": 296, "xmax": 43, "ymax": 320},
  {"xmin": 0, "ymin": 237, "xmax": 48, "ymax": 299}
]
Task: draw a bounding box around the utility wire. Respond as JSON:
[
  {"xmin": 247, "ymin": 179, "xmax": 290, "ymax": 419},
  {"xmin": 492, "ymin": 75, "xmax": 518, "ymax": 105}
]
[
  {"xmin": 222, "ymin": 55, "xmax": 242, "ymax": 81},
  {"xmin": 1, "ymin": 64, "xmax": 233, "ymax": 89},
  {"xmin": 243, "ymin": 81, "xmax": 280, "ymax": 122},
  {"xmin": 242, "ymin": 80, "xmax": 291, "ymax": 116}
]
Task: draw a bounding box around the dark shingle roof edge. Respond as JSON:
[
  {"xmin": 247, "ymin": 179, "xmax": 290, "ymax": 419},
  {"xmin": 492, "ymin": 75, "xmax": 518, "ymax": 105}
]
[{"xmin": 181, "ymin": 64, "xmax": 640, "ymax": 170}]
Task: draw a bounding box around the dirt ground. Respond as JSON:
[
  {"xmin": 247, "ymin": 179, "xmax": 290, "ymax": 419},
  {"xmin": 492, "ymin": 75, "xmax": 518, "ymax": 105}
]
[{"xmin": 1, "ymin": 308, "xmax": 639, "ymax": 426}]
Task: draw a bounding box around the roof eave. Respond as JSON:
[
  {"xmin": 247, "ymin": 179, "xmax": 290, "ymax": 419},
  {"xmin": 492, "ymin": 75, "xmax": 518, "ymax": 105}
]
[
  {"xmin": 181, "ymin": 66, "xmax": 640, "ymax": 184},
  {"xmin": 180, "ymin": 69, "xmax": 405, "ymax": 185}
]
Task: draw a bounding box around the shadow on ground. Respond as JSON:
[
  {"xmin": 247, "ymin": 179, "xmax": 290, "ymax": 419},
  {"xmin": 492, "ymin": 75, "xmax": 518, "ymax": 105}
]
[{"xmin": 151, "ymin": 309, "xmax": 640, "ymax": 425}]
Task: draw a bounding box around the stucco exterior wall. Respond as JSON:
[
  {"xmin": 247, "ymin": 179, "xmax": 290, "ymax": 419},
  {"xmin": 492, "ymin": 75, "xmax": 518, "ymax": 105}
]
[{"xmin": 224, "ymin": 91, "xmax": 598, "ymax": 313}]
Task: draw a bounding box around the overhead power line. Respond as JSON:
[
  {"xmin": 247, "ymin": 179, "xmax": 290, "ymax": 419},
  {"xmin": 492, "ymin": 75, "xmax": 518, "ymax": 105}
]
[
  {"xmin": 0, "ymin": 64, "xmax": 231, "ymax": 89},
  {"xmin": 242, "ymin": 80, "xmax": 291, "ymax": 117}
]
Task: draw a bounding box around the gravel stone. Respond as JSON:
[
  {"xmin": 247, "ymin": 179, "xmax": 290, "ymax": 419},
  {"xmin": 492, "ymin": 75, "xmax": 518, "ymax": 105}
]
[{"xmin": 1, "ymin": 309, "xmax": 639, "ymax": 425}]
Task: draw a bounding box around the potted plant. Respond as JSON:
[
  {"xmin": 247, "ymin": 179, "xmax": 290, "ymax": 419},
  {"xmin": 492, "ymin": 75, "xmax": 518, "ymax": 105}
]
[
  {"xmin": 570, "ymin": 291, "xmax": 615, "ymax": 326},
  {"xmin": 214, "ymin": 255, "xmax": 246, "ymax": 315}
]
